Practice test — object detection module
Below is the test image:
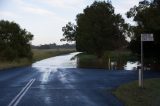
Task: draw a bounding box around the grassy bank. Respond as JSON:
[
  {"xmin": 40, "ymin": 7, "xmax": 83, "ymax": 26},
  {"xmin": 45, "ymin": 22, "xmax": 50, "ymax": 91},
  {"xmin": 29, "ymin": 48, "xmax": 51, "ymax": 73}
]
[
  {"xmin": 0, "ymin": 49, "xmax": 75, "ymax": 70},
  {"xmin": 114, "ymin": 78, "xmax": 160, "ymax": 106},
  {"xmin": 32, "ymin": 49, "xmax": 75, "ymax": 61},
  {"xmin": 77, "ymin": 51, "xmax": 137, "ymax": 69}
]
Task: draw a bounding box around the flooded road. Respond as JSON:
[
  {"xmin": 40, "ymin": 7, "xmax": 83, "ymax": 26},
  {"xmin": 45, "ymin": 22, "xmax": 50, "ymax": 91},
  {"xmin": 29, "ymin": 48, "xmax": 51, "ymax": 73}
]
[
  {"xmin": 0, "ymin": 52, "xmax": 160, "ymax": 106},
  {"xmin": 32, "ymin": 52, "xmax": 79, "ymax": 69}
]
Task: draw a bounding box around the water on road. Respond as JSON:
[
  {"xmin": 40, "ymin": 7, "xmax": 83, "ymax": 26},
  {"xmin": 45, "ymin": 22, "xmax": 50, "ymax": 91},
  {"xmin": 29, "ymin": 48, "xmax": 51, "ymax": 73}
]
[{"xmin": 0, "ymin": 52, "xmax": 160, "ymax": 106}]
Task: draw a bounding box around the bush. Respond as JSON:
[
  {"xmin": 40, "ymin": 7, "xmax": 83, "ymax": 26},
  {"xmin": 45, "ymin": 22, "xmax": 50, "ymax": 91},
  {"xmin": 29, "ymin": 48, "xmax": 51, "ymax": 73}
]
[{"xmin": 0, "ymin": 20, "xmax": 33, "ymax": 61}]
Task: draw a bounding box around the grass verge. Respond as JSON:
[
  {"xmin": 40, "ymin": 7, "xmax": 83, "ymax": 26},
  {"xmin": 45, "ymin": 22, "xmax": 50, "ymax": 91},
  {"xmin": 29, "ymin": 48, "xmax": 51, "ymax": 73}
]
[
  {"xmin": 0, "ymin": 49, "xmax": 75, "ymax": 70},
  {"xmin": 114, "ymin": 78, "xmax": 160, "ymax": 106}
]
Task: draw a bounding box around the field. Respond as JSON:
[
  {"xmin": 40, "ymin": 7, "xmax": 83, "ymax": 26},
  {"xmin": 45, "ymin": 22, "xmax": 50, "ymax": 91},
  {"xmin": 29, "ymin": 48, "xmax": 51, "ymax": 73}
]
[{"xmin": 0, "ymin": 49, "xmax": 75, "ymax": 70}]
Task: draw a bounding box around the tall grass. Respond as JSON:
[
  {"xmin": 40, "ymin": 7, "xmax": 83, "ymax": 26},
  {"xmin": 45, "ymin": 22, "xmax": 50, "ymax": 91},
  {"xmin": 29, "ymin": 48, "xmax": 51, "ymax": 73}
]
[
  {"xmin": 77, "ymin": 51, "xmax": 137, "ymax": 69},
  {"xmin": 0, "ymin": 58, "xmax": 31, "ymax": 70},
  {"xmin": 0, "ymin": 49, "xmax": 75, "ymax": 70},
  {"xmin": 77, "ymin": 53, "xmax": 105, "ymax": 68},
  {"xmin": 32, "ymin": 49, "xmax": 75, "ymax": 61}
]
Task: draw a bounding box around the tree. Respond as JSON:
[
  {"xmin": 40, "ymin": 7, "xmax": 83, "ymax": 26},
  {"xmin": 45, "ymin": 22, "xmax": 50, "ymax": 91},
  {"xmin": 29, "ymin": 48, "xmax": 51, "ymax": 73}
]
[
  {"xmin": 61, "ymin": 22, "xmax": 76, "ymax": 42},
  {"xmin": 0, "ymin": 20, "xmax": 33, "ymax": 60},
  {"xmin": 62, "ymin": 1, "xmax": 128, "ymax": 57},
  {"xmin": 127, "ymin": 0, "xmax": 160, "ymax": 63}
]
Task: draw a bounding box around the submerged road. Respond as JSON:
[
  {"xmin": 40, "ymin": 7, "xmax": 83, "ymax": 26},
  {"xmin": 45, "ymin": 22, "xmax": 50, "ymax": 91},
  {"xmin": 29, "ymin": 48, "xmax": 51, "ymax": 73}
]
[{"xmin": 0, "ymin": 52, "xmax": 160, "ymax": 106}]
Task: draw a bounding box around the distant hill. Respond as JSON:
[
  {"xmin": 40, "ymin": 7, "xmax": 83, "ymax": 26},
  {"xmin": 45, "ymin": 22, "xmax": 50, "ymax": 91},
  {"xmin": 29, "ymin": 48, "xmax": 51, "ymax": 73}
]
[{"xmin": 32, "ymin": 43, "xmax": 76, "ymax": 49}]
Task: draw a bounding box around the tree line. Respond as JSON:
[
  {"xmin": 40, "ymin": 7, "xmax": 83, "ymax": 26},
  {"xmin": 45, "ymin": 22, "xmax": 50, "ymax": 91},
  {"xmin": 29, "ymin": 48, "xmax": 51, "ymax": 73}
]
[
  {"xmin": 32, "ymin": 43, "xmax": 75, "ymax": 49},
  {"xmin": 1, "ymin": 0, "xmax": 160, "ymax": 63},
  {"xmin": 61, "ymin": 0, "xmax": 160, "ymax": 64}
]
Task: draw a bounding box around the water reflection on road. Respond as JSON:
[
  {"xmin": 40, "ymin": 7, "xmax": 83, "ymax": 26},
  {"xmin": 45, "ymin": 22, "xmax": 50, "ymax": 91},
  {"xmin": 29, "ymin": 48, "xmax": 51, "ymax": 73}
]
[
  {"xmin": 124, "ymin": 61, "xmax": 139, "ymax": 71},
  {"xmin": 32, "ymin": 52, "xmax": 79, "ymax": 83},
  {"xmin": 32, "ymin": 52, "xmax": 140, "ymax": 83}
]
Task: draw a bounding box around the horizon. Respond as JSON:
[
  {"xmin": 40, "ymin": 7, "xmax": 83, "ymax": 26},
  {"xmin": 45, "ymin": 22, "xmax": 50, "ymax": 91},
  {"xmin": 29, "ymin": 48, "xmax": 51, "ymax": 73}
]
[{"xmin": 0, "ymin": 0, "xmax": 140, "ymax": 45}]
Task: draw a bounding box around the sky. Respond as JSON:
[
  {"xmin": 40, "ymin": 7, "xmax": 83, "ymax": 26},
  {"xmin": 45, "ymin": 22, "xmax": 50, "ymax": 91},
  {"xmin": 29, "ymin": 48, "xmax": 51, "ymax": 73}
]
[{"xmin": 0, "ymin": 0, "xmax": 141, "ymax": 45}]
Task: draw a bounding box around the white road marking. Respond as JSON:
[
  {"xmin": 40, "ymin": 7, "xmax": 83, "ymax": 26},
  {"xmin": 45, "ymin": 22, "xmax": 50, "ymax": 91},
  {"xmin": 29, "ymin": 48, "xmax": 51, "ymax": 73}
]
[
  {"xmin": 8, "ymin": 79, "xmax": 33, "ymax": 106},
  {"xmin": 8, "ymin": 79, "xmax": 35, "ymax": 106}
]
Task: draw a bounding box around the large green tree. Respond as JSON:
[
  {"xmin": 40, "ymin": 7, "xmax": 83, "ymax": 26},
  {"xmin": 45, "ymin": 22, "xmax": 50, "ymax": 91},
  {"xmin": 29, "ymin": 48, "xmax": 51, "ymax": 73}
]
[
  {"xmin": 0, "ymin": 20, "xmax": 33, "ymax": 60},
  {"xmin": 127, "ymin": 0, "xmax": 160, "ymax": 63},
  {"xmin": 62, "ymin": 1, "xmax": 128, "ymax": 57}
]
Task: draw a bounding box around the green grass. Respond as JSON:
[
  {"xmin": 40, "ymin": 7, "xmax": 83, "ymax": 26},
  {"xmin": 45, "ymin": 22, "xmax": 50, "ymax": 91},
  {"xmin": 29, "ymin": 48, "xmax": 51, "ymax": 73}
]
[
  {"xmin": 0, "ymin": 49, "xmax": 75, "ymax": 70},
  {"xmin": 32, "ymin": 49, "xmax": 75, "ymax": 61},
  {"xmin": 77, "ymin": 53, "xmax": 105, "ymax": 68},
  {"xmin": 76, "ymin": 51, "xmax": 137, "ymax": 69},
  {"xmin": 114, "ymin": 78, "xmax": 160, "ymax": 106},
  {"xmin": 0, "ymin": 58, "xmax": 31, "ymax": 70}
]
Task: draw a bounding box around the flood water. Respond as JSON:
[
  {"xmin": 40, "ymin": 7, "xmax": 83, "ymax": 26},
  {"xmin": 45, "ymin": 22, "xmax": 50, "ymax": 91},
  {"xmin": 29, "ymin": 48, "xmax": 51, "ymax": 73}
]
[
  {"xmin": 32, "ymin": 52, "xmax": 139, "ymax": 71},
  {"xmin": 32, "ymin": 52, "xmax": 79, "ymax": 69},
  {"xmin": 124, "ymin": 61, "xmax": 139, "ymax": 71}
]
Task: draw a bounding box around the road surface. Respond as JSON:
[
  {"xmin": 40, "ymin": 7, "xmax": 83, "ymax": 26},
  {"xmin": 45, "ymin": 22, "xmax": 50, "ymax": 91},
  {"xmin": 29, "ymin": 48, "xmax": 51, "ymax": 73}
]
[{"xmin": 0, "ymin": 52, "xmax": 160, "ymax": 106}]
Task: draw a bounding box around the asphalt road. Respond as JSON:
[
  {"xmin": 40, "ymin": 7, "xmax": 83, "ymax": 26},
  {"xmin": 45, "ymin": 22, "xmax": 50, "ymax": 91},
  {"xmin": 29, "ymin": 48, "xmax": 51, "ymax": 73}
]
[{"xmin": 0, "ymin": 53, "xmax": 160, "ymax": 106}]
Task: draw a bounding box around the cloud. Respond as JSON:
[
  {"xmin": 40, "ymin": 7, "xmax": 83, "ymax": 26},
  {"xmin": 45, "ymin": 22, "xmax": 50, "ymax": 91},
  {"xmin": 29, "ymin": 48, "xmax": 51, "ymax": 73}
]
[
  {"xmin": 0, "ymin": 11, "xmax": 16, "ymax": 17},
  {"xmin": 37, "ymin": 0, "xmax": 85, "ymax": 9},
  {"xmin": 113, "ymin": 0, "xmax": 140, "ymax": 14},
  {"xmin": 23, "ymin": 6, "xmax": 55, "ymax": 16}
]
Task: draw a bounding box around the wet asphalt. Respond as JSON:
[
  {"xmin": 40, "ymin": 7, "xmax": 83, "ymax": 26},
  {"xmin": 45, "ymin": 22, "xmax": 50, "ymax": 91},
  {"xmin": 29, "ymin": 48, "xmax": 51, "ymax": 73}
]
[{"xmin": 0, "ymin": 53, "xmax": 160, "ymax": 106}]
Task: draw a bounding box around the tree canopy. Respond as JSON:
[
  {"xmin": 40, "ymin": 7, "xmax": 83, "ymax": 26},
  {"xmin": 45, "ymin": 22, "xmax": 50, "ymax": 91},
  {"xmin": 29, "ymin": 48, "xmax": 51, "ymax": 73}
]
[
  {"xmin": 0, "ymin": 20, "xmax": 33, "ymax": 60},
  {"xmin": 62, "ymin": 1, "xmax": 128, "ymax": 57},
  {"xmin": 127, "ymin": 0, "xmax": 160, "ymax": 63}
]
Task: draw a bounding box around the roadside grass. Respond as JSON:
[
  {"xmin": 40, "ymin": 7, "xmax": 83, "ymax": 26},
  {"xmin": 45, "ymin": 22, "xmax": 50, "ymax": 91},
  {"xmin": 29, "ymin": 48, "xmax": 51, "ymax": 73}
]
[
  {"xmin": 0, "ymin": 58, "xmax": 31, "ymax": 70},
  {"xmin": 114, "ymin": 78, "xmax": 160, "ymax": 106},
  {"xmin": 32, "ymin": 49, "xmax": 75, "ymax": 61},
  {"xmin": 76, "ymin": 51, "xmax": 137, "ymax": 69},
  {"xmin": 0, "ymin": 49, "xmax": 75, "ymax": 70},
  {"xmin": 77, "ymin": 53, "xmax": 106, "ymax": 68}
]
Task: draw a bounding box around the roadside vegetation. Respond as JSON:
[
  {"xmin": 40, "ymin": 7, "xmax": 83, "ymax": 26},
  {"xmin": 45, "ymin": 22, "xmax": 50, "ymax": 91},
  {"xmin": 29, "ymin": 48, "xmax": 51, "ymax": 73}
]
[
  {"xmin": 76, "ymin": 51, "xmax": 137, "ymax": 69},
  {"xmin": 61, "ymin": 1, "xmax": 130, "ymax": 58},
  {"xmin": 0, "ymin": 20, "xmax": 75, "ymax": 70},
  {"xmin": 32, "ymin": 49, "xmax": 75, "ymax": 61},
  {"xmin": 0, "ymin": 49, "xmax": 75, "ymax": 70},
  {"xmin": 0, "ymin": 20, "xmax": 33, "ymax": 61},
  {"xmin": 114, "ymin": 78, "xmax": 160, "ymax": 106},
  {"xmin": 61, "ymin": 0, "xmax": 160, "ymax": 69}
]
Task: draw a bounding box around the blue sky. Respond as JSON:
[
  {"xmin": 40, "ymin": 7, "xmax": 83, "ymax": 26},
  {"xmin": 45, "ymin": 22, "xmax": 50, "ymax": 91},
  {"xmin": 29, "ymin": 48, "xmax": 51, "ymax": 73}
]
[{"xmin": 0, "ymin": 0, "xmax": 140, "ymax": 45}]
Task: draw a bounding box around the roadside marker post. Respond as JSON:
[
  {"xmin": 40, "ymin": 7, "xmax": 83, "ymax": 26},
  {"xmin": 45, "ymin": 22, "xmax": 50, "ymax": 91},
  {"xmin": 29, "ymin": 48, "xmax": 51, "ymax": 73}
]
[
  {"xmin": 108, "ymin": 57, "xmax": 110, "ymax": 70},
  {"xmin": 140, "ymin": 34, "xmax": 154, "ymax": 88}
]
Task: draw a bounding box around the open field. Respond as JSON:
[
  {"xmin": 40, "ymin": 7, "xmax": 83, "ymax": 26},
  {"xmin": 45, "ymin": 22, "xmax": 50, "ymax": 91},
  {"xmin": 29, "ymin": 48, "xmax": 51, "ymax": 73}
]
[
  {"xmin": 114, "ymin": 78, "xmax": 160, "ymax": 106},
  {"xmin": 0, "ymin": 49, "xmax": 75, "ymax": 70}
]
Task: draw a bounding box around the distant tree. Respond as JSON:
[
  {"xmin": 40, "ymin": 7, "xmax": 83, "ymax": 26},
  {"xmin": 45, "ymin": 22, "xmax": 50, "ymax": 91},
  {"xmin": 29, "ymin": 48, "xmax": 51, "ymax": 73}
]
[
  {"xmin": 0, "ymin": 20, "xmax": 33, "ymax": 60},
  {"xmin": 62, "ymin": 1, "xmax": 129, "ymax": 57},
  {"xmin": 32, "ymin": 43, "xmax": 76, "ymax": 49},
  {"xmin": 61, "ymin": 22, "xmax": 76, "ymax": 42},
  {"xmin": 127, "ymin": 0, "xmax": 160, "ymax": 63}
]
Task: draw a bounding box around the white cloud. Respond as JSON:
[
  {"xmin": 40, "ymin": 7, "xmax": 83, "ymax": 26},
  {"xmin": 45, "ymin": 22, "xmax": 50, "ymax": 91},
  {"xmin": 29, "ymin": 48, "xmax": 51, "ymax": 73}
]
[
  {"xmin": 113, "ymin": 0, "xmax": 140, "ymax": 14},
  {"xmin": 0, "ymin": 11, "xmax": 22, "ymax": 19},
  {"xmin": 37, "ymin": 0, "xmax": 85, "ymax": 9},
  {"xmin": 23, "ymin": 6, "xmax": 55, "ymax": 16},
  {"xmin": 1, "ymin": 0, "xmax": 140, "ymax": 45},
  {"xmin": 0, "ymin": 11, "xmax": 16, "ymax": 17}
]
